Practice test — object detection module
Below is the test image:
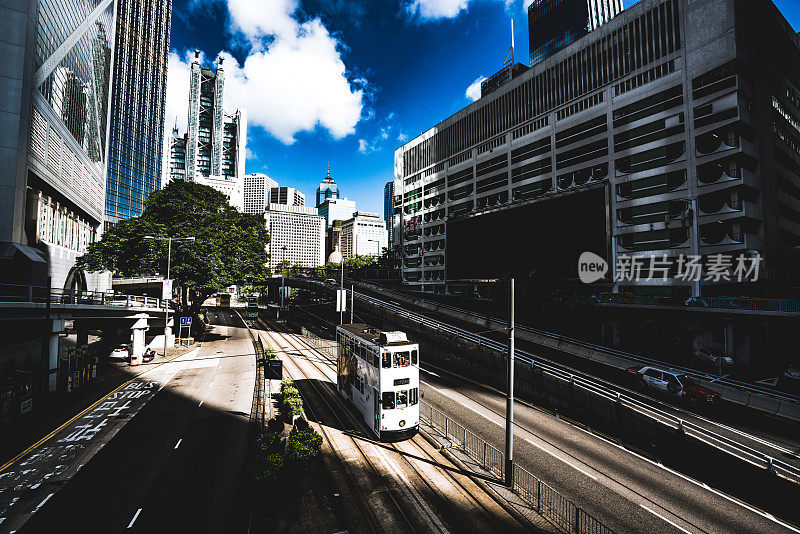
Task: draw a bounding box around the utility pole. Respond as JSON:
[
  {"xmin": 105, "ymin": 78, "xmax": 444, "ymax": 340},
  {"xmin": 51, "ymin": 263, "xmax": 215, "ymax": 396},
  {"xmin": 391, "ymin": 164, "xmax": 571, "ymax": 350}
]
[
  {"xmin": 350, "ymin": 284, "xmax": 354, "ymax": 324},
  {"xmin": 280, "ymin": 245, "xmax": 287, "ymax": 320},
  {"xmin": 145, "ymin": 236, "xmax": 195, "ymax": 358},
  {"xmin": 505, "ymin": 277, "xmax": 515, "ymax": 487},
  {"xmin": 339, "ymin": 259, "xmax": 344, "ymax": 325}
]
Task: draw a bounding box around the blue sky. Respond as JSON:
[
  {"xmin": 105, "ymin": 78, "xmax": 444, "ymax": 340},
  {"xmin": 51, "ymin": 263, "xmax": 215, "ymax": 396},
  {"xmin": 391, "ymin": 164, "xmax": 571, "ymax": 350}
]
[{"xmin": 169, "ymin": 0, "xmax": 800, "ymax": 215}]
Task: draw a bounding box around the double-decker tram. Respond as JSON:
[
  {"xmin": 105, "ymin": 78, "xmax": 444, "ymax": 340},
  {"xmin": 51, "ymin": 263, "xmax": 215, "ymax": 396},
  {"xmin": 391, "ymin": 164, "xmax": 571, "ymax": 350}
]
[{"xmin": 336, "ymin": 324, "xmax": 420, "ymax": 440}]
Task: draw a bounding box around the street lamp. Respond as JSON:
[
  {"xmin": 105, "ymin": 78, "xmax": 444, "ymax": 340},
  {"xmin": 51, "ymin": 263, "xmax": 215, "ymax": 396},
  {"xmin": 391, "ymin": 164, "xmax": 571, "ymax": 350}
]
[
  {"xmin": 144, "ymin": 235, "xmax": 195, "ymax": 357},
  {"xmin": 280, "ymin": 245, "xmax": 287, "ymax": 319}
]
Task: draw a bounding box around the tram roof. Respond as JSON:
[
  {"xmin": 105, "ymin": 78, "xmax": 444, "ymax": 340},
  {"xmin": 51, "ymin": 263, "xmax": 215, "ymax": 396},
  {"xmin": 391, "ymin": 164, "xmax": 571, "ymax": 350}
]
[{"xmin": 338, "ymin": 323, "xmax": 413, "ymax": 346}]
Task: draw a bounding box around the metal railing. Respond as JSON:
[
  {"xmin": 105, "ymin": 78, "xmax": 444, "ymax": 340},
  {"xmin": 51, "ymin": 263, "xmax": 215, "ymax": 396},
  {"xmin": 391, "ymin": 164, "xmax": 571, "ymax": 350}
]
[
  {"xmin": 347, "ymin": 279, "xmax": 800, "ymax": 406},
  {"xmin": 596, "ymin": 292, "xmax": 800, "ymax": 313},
  {"xmin": 421, "ymin": 401, "xmax": 614, "ymax": 534},
  {"xmin": 299, "ymin": 327, "xmax": 338, "ymax": 360},
  {"xmin": 0, "ymin": 283, "xmax": 168, "ymax": 309},
  {"xmin": 340, "ymin": 284, "xmax": 800, "ymax": 485}
]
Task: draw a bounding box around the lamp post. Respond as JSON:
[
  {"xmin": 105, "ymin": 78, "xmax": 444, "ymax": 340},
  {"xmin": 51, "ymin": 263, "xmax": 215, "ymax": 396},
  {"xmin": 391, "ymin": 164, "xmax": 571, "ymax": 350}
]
[
  {"xmin": 144, "ymin": 236, "xmax": 195, "ymax": 357},
  {"xmin": 280, "ymin": 245, "xmax": 287, "ymax": 319}
]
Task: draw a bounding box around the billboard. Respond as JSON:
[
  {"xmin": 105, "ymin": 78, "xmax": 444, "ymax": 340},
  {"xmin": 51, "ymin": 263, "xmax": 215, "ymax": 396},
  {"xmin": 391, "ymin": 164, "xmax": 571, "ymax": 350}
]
[
  {"xmin": 446, "ymin": 187, "xmax": 608, "ymax": 280},
  {"xmin": 404, "ymin": 216, "xmax": 422, "ymax": 237}
]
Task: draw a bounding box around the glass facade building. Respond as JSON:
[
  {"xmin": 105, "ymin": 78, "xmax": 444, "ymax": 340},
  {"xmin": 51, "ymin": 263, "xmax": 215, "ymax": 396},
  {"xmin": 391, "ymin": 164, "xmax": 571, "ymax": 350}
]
[
  {"xmin": 105, "ymin": 0, "xmax": 172, "ymax": 227},
  {"xmin": 384, "ymin": 181, "xmax": 395, "ymax": 245},
  {"xmin": 528, "ymin": 0, "xmax": 622, "ymax": 66},
  {"xmin": 316, "ymin": 166, "xmax": 340, "ymax": 206}
]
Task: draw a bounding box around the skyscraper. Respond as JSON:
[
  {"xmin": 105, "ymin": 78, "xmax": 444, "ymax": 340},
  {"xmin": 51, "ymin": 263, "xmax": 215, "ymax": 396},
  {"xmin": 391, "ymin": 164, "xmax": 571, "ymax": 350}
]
[
  {"xmin": 270, "ymin": 187, "xmax": 306, "ymax": 207},
  {"xmin": 165, "ymin": 54, "xmax": 247, "ymax": 210},
  {"xmin": 1, "ymin": 0, "xmax": 116, "ymax": 291},
  {"xmin": 384, "ymin": 181, "xmax": 395, "ymax": 246},
  {"xmin": 528, "ymin": 0, "xmax": 622, "ymax": 66},
  {"xmin": 105, "ymin": 0, "xmax": 172, "ymax": 228},
  {"xmin": 243, "ymin": 173, "xmax": 278, "ymax": 214},
  {"xmin": 316, "ymin": 165, "xmax": 340, "ymax": 206},
  {"xmin": 263, "ymin": 204, "xmax": 325, "ymax": 270}
]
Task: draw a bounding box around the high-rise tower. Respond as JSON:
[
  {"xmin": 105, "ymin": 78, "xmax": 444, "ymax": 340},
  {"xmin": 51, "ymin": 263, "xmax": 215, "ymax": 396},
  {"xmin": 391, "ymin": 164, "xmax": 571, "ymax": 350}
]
[
  {"xmin": 165, "ymin": 53, "xmax": 247, "ymax": 210},
  {"xmin": 105, "ymin": 0, "xmax": 172, "ymax": 228},
  {"xmin": 316, "ymin": 164, "xmax": 340, "ymax": 207},
  {"xmin": 528, "ymin": 0, "xmax": 622, "ymax": 66}
]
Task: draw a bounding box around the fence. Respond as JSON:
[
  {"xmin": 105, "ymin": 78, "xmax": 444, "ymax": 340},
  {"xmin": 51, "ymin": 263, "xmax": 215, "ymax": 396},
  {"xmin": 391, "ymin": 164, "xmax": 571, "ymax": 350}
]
[
  {"xmin": 0, "ymin": 283, "xmax": 167, "ymax": 309},
  {"xmin": 596, "ymin": 292, "xmax": 800, "ymax": 313},
  {"xmin": 420, "ymin": 400, "xmax": 615, "ymax": 534},
  {"xmin": 294, "ymin": 326, "xmax": 617, "ymax": 534}
]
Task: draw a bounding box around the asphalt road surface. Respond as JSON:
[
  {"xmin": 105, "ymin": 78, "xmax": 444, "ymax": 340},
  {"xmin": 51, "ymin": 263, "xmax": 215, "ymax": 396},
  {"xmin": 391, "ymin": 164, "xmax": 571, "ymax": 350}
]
[
  {"xmin": 1, "ymin": 309, "xmax": 256, "ymax": 534},
  {"xmin": 420, "ymin": 364, "xmax": 800, "ymax": 534}
]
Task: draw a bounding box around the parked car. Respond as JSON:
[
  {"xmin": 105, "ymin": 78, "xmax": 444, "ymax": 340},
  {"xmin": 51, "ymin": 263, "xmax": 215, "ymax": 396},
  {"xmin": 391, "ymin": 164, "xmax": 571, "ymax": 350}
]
[
  {"xmin": 626, "ymin": 365, "xmax": 719, "ymax": 403},
  {"xmin": 692, "ymin": 347, "xmax": 734, "ymax": 372},
  {"xmin": 143, "ymin": 348, "xmax": 156, "ymax": 363},
  {"xmin": 783, "ymin": 361, "xmax": 800, "ymax": 382},
  {"xmin": 110, "ymin": 345, "xmax": 130, "ymax": 361},
  {"xmin": 296, "ymin": 273, "xmax": 309, "ymax": 278},
  {"xmin": 324, "ymin": 278, "xmax": 339, "ymax": 286}
]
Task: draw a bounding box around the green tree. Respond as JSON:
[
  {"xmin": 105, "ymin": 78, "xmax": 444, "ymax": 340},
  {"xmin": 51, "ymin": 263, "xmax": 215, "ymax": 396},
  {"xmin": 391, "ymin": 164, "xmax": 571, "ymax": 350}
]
[{"xmin": 78, "ymin": 181, "xmax": 270, "ymax": 306}]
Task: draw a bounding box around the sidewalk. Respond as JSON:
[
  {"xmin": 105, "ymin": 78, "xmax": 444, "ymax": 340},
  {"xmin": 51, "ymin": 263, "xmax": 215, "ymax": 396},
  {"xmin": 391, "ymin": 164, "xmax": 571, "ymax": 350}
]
[{"xmin": 0, "ymin": 344, "xmax": 197, "ymax": 469}]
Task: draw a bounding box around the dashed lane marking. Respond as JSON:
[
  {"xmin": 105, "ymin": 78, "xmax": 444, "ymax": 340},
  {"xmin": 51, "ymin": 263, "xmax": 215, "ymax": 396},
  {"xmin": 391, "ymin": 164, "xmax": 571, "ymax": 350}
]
[{"xmin": 127, "ymin": 508, "xmax": 142, "ymax": 529}]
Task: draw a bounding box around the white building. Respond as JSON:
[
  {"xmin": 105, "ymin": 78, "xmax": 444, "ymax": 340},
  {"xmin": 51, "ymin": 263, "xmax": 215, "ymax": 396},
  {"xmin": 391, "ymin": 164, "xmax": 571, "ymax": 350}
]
[
  {"xmin": 270, "ymin": 187, "xmax": 305, "ymax": 207},
  {"xmin": 318, "ymin": 197, "xmax": 356, "ymax": 228},
  {"xmin": 164, "ymin": 53, "xmax": 247, "ymax": 210},
  {"xmin": 264, "ymin": 204, "xmax": 325, "ymax": 271},
  {"xmin": 341, "ymin": 212, "xmax": 388, "ymax": 259},
  {"xmin": 243, "ymin": 173, "xmax": 278, "ymax": 214}
]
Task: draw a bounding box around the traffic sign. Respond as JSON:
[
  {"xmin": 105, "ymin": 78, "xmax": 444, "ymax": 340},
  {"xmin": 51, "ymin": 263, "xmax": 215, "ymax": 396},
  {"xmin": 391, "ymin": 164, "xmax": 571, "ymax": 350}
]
[{"xmin": 180, "ymin": 316, "xmax": 192, "ymax": 326}]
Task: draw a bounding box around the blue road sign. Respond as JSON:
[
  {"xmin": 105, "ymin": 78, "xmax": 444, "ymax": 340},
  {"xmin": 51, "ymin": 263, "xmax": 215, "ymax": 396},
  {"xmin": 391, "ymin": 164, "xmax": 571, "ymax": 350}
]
[{"xmin": 180, "ymin": 317, "xmax": 192, "ymax": 326}]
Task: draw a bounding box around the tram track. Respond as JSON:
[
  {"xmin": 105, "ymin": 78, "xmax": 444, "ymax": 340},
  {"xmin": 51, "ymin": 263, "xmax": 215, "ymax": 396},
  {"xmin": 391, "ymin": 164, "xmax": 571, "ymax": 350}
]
[
  {"xmin": 260, "ymin": 326, "xmax": 427, "ymax": 534},
  {"xmin": 259, "ymin": 320, "xmax": 533, "ymax": 534}
]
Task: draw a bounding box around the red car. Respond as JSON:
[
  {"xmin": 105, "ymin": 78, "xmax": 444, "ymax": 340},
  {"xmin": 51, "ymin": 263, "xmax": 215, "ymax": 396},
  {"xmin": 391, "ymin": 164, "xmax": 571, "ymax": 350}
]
[{"xmin": 626, "ymin": 365, "xmax": 719, "ymax": 403}]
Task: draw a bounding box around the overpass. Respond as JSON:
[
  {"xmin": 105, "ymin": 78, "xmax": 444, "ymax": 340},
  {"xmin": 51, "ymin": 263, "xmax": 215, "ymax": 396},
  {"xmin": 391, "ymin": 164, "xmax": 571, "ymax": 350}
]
[{"xmin": 1, "ymin": 283, "xmax": 172, "ymax": 392}]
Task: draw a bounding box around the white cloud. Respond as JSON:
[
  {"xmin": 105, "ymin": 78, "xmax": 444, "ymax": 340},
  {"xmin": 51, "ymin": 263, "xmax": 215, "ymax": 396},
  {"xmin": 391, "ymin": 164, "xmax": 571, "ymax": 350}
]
[
  {"xmin": 404, "ymin": 0, "xmax": 470, "ymax": 19},
  {"xmin": 397, "ymin": 133, "xmax": 408, "ymax": 142},
  {"xmin": 165, "ymin": 0, "xmax": 365, "ymax": 145},
  {"xmin": 358, "ymin": 139, "xmax": 370, "ymax": 153},
  {"xmin": 465, "ymin": 76, "xmax": 486, "ymax": 102}
]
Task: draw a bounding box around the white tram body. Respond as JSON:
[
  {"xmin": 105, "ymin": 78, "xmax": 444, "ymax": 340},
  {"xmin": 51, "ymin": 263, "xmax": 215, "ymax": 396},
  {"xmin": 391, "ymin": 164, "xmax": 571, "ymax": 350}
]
[{"xmin": 336, "ymin": 324, "xmax": 420, "ymax": 440}]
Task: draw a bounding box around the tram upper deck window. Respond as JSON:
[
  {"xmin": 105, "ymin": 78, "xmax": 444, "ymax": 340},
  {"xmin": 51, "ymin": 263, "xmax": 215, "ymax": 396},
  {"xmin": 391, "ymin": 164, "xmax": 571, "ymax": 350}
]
[
  {"xmin": 382, "ymin": 391, "xmax": 395, "ymax": 409},
  {"xmin": 411, "ymin": 349, "xmax": 418, "ymax": 365},
  {"xmin": 382, "ymin": 351, "xmax": 392, "ymax": 368},
  {"xmin": 393, "ymin": 351, "xmax": 410, "ymax": 368}
]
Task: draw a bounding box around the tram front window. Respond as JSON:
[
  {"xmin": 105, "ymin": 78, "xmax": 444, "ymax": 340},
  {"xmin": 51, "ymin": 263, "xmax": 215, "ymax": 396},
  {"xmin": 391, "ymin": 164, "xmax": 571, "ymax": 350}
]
[
  {"xmin": 396, "ymin": 390, "xmax": 408, "ymax": 409},
  {"xmin": 393, "ymin": 351, "xmax": 410, "ymax": 367},
  {"xmin": 382, "ymin": 391, "xmax": 395, "ymax": 409}
]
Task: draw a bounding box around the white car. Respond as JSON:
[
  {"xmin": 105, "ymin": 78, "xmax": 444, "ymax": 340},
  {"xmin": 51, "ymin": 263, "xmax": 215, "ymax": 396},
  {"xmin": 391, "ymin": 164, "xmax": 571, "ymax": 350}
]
[
  {"xmin": 110, "ymin": 346, "xmax": 130, "ymax": 361},
  {"xmin": 627, "ymin": 365, "xmax": 719, "ymax": 403},
  {"xmin": 693, "ymin": 347, "xmax": 734, "ymax": 371}
]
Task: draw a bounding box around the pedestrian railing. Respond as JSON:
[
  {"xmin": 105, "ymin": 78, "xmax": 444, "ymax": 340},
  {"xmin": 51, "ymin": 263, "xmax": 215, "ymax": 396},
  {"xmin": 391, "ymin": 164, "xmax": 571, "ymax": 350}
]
[
  {"xmin": 300, "ymin": 327, "xmax": 338, "ymax": 360},
  {"xmin": 420, "ymin": 401, "xmax": 615, "ymax": 534},
  {"xmin": 596, "ymin": 292, "xmax": 800, "ymax": 313},
  {"xmin": 0, "ymin": 283, "xmax": 167, "ymax": 309}
]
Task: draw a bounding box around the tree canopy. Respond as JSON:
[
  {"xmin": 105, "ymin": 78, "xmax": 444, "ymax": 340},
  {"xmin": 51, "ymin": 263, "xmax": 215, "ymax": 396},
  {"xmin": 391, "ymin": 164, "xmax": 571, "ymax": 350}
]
[{"xmin": 78, "ymin": 181, "xmax": 270, "ymax": 304}]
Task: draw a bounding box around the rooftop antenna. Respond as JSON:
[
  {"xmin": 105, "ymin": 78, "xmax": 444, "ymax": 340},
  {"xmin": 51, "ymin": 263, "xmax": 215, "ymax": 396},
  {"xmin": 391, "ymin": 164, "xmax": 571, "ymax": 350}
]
[{"xmin": 503, "ymin": 18, "xmax": 515, "ymax": 68}]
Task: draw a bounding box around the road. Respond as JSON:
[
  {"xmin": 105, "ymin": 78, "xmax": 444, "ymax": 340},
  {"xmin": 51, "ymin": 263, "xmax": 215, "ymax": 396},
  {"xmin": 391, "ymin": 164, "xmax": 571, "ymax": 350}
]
[
  {"xmin": 420, "ymin": 363, "xmax": 800, "ymax": 534},
  {"xmin": 0, "ymin": 309, "xmax": 255, "ymax": 533}
]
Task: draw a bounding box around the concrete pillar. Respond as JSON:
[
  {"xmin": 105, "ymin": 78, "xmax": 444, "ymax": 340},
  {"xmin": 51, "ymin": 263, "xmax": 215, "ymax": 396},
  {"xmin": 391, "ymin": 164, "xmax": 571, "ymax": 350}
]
[
  {"xmin": 130, "ymin": 314, "xmax": 149, "ymax": 357},
  {"xmin": 75, "ymin": 320, "xmax": 89, "ymax": 347},
  {"xmin": 47, "ymin": 319, "xmax": 65, "ymax": 392}
]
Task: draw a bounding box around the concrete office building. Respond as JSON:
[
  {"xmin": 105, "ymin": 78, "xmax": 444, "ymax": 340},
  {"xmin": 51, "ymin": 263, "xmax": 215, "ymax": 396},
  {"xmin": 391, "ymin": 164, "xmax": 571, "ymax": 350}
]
[
  {"xmin": 104, "ymin": 0, "xmax": 172, "ymax": 228},
  {"xmin": 395, "ymin": 0, "xmax": 800, "ymax": 297},
  {"xmin": 341, "ymin": 212, "xmax": 388, "ymax": 259},
  {"xmin": 263, "ymin": 204, "xmax": 325, "ymax": 271},
  {"xmin": 0, "ymin": 0, "xmax": 116, "ymax": 291},
  {"xmin": 316, "ymin": 166, "xmax": 340, "ymax": 206},
  {"xmin": 384, "ymin": 181, "xmax": 395, "ymax": 246},
  {"xmin": 164, "ymin": 53, "xmax": 247, "ymax": 210},
  {"xmin": 243, "ymin": 173, "xmax": 278, "ymax": 214},
  {"xmin": 318, "ymin": 197, "xmax": 356, "ymax": 228},
  {"xmin": 270, "ymin": 186, "xmax": 305, "ymax": 207},
  {"xmin": 528, "ymin": 0, "xmax": 622, "ymax": 66}
]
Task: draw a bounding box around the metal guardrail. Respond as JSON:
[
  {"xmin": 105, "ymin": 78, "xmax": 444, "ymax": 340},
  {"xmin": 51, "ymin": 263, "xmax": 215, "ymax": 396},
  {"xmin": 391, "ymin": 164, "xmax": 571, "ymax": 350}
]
[
  {"xmin": 348, "ymin": 279, "xmax": 800, "ymax": 408},
  {"xmin": 596, "ymin": 293, "xmax": 800, "ymax": 313},
  {"xmin": 294, "ymin": 323, "xmax": 614, "ymax": 534},
  {"xmin": 420, "ymin": 401, "xmax": 614, "ymax": 534},
  {"xmin": 0, "ymin": 283, "xmax": 168, "ymax": 310},
  {"xmin": 332, "ymin": 283, "xmax": 800, "ymax": 485}
]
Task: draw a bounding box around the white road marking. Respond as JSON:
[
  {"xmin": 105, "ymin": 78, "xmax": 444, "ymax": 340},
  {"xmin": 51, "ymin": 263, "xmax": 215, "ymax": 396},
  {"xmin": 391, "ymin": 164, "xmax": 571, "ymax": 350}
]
[
  {"xmin": 420, "ymin": 367, "xmax": 440, "ymax": 377},
  {"xmin": 33, "ymin": 492, "xmax": 54, "ymax": 513},
  {"xmin": 198, "ymin": 400, "xmax": 204, "ymax": 407},
  {"xmin": 127, "ymin": 508, "xmax": 142, "ymax": 529},
  {"xmin": 522, "ymin": 438, "xmax": 598, "ymax": 480},
  {"xmin": 174, "ymin": 439, "xmax": 182, "ymax": 450},
  {"xmin": 640, "ymin": 504, "xmax": 693, "ymax": 533}
]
